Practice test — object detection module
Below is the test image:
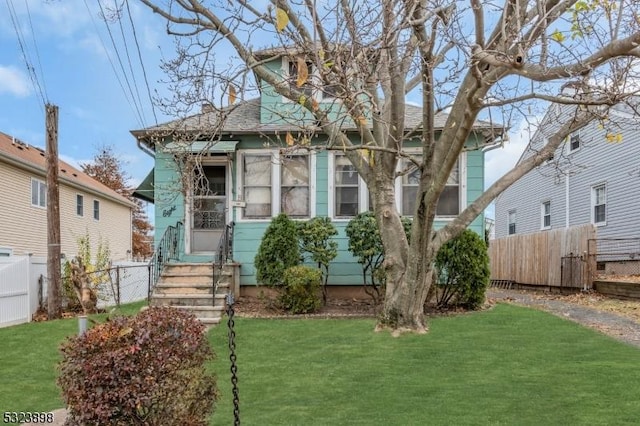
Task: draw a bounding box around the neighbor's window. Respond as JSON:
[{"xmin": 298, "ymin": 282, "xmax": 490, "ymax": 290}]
[
  {"xmin": 508, "ymin": 210, "xmax": 516, "ymax": 235},
  {"xmin": 592, "ymin": 184, "xmax": 606, "ymax": 225},
  {"xmin": 281, "ymin": 154, "xmax": 310, "ymax": 218},
  {"xmin": 569, "ymin": 133, "xmax": 580, "ymax": 152},
  {"xmin": 93, "ymin": 200, "xmax": 100, "ymax": 221},
  {"xmin": 31, "ymin": 178, "xmax": 46, "ymax": 208},
  {"xmin": 76, "ymin": 194, "xmax": 84, "ymax": 217},
  {"xmin": 400, "ymin": 159, "xmax": 460, "ymax": 217},
  {"xmin": 541, "ymin": 201, "xmax": 551, "ymax": 229},
  {"xmin": 243, "ymin": 154, "xmax": 272, "ymax": 219}
]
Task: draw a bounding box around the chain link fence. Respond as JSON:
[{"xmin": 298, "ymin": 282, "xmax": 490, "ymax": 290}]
[
  {"xmin": 40, "ymin": 262, "xmax": 150, "ymax": 311},
  {"xmin": 588, "ymin": 238, "xmax": 640, "ymax": 278}
]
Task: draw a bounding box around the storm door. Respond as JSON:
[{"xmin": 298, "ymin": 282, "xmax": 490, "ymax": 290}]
[{"xmin": 191, "ymin": 164, "xmax": 227, "ymax": 253}]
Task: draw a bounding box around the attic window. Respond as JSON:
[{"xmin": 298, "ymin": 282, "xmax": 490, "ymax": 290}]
[
  {"xmin": 569, "ymin": 133, "xmax": 580, "ymax": 152},
  {"xmin": 288, "ymin": 58, "xmax": 314, "ymax": 98}
]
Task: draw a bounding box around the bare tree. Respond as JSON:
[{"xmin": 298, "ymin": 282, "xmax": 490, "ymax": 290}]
[{"xmin": 136, "ymin": 0, "xmax": 640, "ymax": 334}]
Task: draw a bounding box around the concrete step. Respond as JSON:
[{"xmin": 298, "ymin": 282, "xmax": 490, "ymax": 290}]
[
  {"xmin": 171, "ymin": 305, "xmax": 225, "ymax": 318},
  {"xmin": 155, "ymin": 283, "xmax": 215, "ymax": 295},
  {"xmin": 151, "ymin": 293, "xmax": 225, "ymax": 307}
]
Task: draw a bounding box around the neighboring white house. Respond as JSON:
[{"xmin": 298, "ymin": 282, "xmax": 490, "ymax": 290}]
[
  {"xmin": 495, "ymin": 103, "xmax": 640, "ymax": 240},
  {"xmin": 0, "ymin": 131, "xmax": 135, "ymax": 260}
]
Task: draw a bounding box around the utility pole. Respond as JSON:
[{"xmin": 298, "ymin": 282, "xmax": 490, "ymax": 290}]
[{"xmin": 46, "ymin": 104, "xmax": 62, "ymax": 320}]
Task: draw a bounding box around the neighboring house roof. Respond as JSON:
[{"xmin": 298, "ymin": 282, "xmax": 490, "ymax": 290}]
[
  {"xmin": 132, "ymin": 98, "xmax": 502, "ymax": 151},
  {"xmin": 0, "ymin": 132, "xmax": 134, "ymax": 208}
]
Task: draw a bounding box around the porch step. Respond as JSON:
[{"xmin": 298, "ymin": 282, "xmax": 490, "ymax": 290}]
[
  {"xmin": 171, "ymin": 305, "xmax": 224, "ymax": 325},
  {"xmin": 151, "ymin": 293, "xmax": 225, "ymax": 307}
]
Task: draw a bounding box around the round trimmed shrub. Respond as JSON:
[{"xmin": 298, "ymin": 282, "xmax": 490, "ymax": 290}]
[
  {"xmin": 434, "ymin": 229, "xmax": 490, "ymax": 309},
  {"xmin": 279, "ymin": 265, "xmax": 322, "ymax": 314},
  {"xmin": 58, "ymin": 307, "xmax": 218, "ymax": 425}
]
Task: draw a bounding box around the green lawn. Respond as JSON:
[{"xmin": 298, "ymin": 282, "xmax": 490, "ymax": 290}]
[{"xmin": 2, "ymin": 303, "xmax": 640, "ymax": 425}]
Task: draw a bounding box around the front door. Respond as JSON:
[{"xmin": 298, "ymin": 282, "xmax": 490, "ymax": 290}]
[{"xmin": 191, "ymin": 164, "xmax": 227, "ymax": 253}]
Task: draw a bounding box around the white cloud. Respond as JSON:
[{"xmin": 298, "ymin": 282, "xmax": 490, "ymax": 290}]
[
  {"xmin": 484, "ymin": 116, "xmax": 543, "ymax": 190},
  {"xmin": 0, "ymin": 65, "xmax": 31, "ymax": 97}
]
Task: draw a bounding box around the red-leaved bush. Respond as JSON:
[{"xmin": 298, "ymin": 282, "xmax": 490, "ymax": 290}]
[{"xmin": 58, "ymin": 307, "xmax": 218, "ymax": 425}]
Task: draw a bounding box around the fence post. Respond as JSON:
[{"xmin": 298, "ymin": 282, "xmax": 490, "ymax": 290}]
[{"xmin": 116, "ymin": 266, "xmax": 121, "ymax": 306}]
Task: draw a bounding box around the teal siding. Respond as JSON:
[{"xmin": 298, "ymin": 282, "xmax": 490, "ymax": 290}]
[
  {"xmin": 153, "ymin": 149, "xmax": 186, "ymax": 256},
  {"xmin": 315, "ymin": 151, "xmax": 329, "ymax": 216}
]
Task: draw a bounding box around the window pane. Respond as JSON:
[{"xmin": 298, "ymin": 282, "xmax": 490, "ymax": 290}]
[
  {"xmin": 289, "ymin": 60, "xmax": 314, "ymax": 98},
  {"xmin": 543, "ymin": 202, "xmax": 550, "ymax": 215},
  {"xmin": 93, "ymin": 200, "xmax": 100, "ymax": 220},
  {"xmin": 335, "ymin": 156, "xmax": 358, "ymax": 185},
  {"xmin": 77, "ymin": 195, "xmax": 83, "ymax": 216},
  {"xmin": 544, "ymin": 215, "xmax": 551, "ymax": 227},
  {"xmin": 402, "ymin": 186, "xmax": 418, "ymax": 216},
  {"xmin": 595, "ymin": 204, "xmax": 606, "ymax": 223},
  {"xmin": 282, "ymin": 187, "xmax": 309, "ymax": 217},
  {"xmin": 244, "ymin": 187, "xmax": 271, "ymax": 218},
  {"xmin": 39, "ymin": 182, "xmax": 46, "ymax": 207},
  {"xmin": 403, "ymin": 166, "xmax": 420, "ymax": 185},
  {"xmin": 195, "ymin": 165, "xmax": 225, "ymax": 196},
  {"xmin": 335, "ymin": 187, "xmax": 358, "ymax": 217},
  {"xmin": 244, "ymin": 155, "xmax": 271, "ymax": 185},
  {"xmin": 31, "ymin": 180, "xmax": 38, "ymax": 206},
  {"xmin": 282, "ymin": 156, "xmax": 309, "ymax": 186},
  {"xmin": 436, "ymin": 185, "xmax": 459, "ymax": 216},
  {"xmin": 595, "ymin": 186, "xmax": 606, "ymax": 204},
  {"xmin": 447, "ymin": 162, "xmax": 459, "ymax": 185}
]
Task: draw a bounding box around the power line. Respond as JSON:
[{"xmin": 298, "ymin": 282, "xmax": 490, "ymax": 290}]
[
  {"xmin": 6, "ymin": 0, "xmax": 47, "ymax": 105},
  {"xmin": 23, "ymin": 0, "xmax": 48, "ymax": 101},
  {"xmin": 116, "ymin": 3, "xmax": 147, "ymax": 125},
  {"xmin": 125, "ymin": 0, "xmax": 158, "ymax": 125},
  {"xmin": 83, "ymin": 0, "xmax": 144, "ymax": 128},
  {"xmin": 96, "ymin": 0, "xmax": 146, "ymax": 127}
]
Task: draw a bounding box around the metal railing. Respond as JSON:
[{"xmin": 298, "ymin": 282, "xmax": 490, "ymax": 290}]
[
  {"xmin": 213, "ymin": 221, "xmax": 234, "ymax": 299},
  {"xmin": 147, "ymin": 221, "xmax": 184, "ymax": 300}
]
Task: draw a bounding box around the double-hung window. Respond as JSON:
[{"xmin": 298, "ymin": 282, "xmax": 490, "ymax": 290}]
[
  {"xmin": 541, "ymin": 201, "xmax": 551, "ymax": 229},
  {"xmin": 400, "ymin": 158, "xmax": 460, "ymax": 217},
  {"xmin": 287, "ymin": 58, "xmax": 315, "ymax": 99},
  {"xmin": 508, "ymin": 210, "xmax": 516, "ymax": 235},
  {"xmin": 93, "ymin": 200, "xmax": 100, "ymax": 221},
  {"xmin": 334, "ymin": 154, "xmax": 361, "ymax": 217},
  {"xmin": 592, "ymin": 184, "xmax": 606, "ymax": 225},
  {"xmin": 569, "ymin": 133, "xmax": 580, "ymax": 152},
  {"xmin": 76, "ymin": 194, "xmax": 84, "ymax": 217},
  {"xmin": 281, "ymin": 154, "xmax": 310, "ymax": 218},
  {"xmin": 241, "ymin": 151, "xmax": 312, "ymax": 220},
  {"xmin": 243, "ymin": 154, "xmax": 273, "ymax": 219},
  {"xmin": 31, "ymin": 178, "xmax": 46, "ymax": 208}
]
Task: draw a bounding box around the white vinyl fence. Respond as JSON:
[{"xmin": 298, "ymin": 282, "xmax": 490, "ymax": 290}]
[
  {"xmin": 0, "ymin": 255, "xmax": 46, "ymax": 328},
  {"xmin": 0, "ymin": 256, "xmax": 148, "ymax": 328}
]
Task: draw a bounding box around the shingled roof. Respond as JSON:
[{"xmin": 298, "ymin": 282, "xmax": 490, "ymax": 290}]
[
  {"xmin": 132, "ymin": 98, "xmax": 499, "ymax": 149},
  {"xmin": 0, "ymin": 132, "xmax": 133, "ymax": 208}
]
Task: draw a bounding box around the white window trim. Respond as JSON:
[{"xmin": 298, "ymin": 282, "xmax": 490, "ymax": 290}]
[
  {"xmin": 76, "ymin": 193, "xmax": 84, "ymax": 217},
  {"xmin": 328, "ymin": 152, "xmax": 369, "ymax": 221},
  {"xmin": 566, "ymin": 131, "xmax": 581, "ymax": 154},
  {"xmin": 393, "ymin": 151, "xmax": 467, "ymax": 220},
  {"xmin": 236, "ymin": 149, "xmax": 316, "ymax": 222},
  {"xmin": 591, "ymin": 183, "xmax": 607, "ymax": 226},
  {"xmin": 541, "ymin": 200, "xmax": 551, "ymax": 230},
  {"xmin": 0, "ymin": 247, "xmax": 12, "ymax": 257},
  {"xmin": 31, "ymin": 177, "xmax": 46, "ymax": 209}
]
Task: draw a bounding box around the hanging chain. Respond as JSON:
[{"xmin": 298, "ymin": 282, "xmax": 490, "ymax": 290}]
[{"xmin": 226, "ymin": 293, "xmax": 240, "ymax": 425}]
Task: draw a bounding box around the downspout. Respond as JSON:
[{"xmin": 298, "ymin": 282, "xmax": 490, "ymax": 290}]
[{"xmin": 565, "ymin": 173, "xmax": 570, "ymax": 228}]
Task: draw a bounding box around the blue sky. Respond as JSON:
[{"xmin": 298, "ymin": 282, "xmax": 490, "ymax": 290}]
[
  {"xmin": 0, "ymin": 0, "xmax": 168, "ymax": 185},
  {"xmin": 0, "ymin": 1, "xmax": 532, "ymax": 220}
]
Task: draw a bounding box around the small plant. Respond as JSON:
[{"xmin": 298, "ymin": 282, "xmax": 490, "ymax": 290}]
[
  {"xmin": 58, "ymin": 307, "xmax": 218, "ymax": 425},
  {"xmin": 280, "ymin": 265, "xmax": 322, "ymax": 314},
  {"xmin": 254, "ymin": 213, "xmax": 301, "ymax": 287},
  {"xmin": 434, "ymin": 229, "xmax": 490, "ymax": 310},
  {"xmin": 298, "ymin": 217, "xmax": 338, "ymax": 304},
  {"xmin": 62, "ymin": 232, "xmax": 112, "ymax": 313}
]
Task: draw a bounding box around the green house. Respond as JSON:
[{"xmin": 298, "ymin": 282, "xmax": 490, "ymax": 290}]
[{"xmin": 132, "ymin": 49, "xmax": 495, "ymax": 299}]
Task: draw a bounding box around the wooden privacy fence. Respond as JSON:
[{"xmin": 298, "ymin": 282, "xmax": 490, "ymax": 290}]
[{"xmin": 489, "ymin": 224, "xmax": 596, "ymax": 289}]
